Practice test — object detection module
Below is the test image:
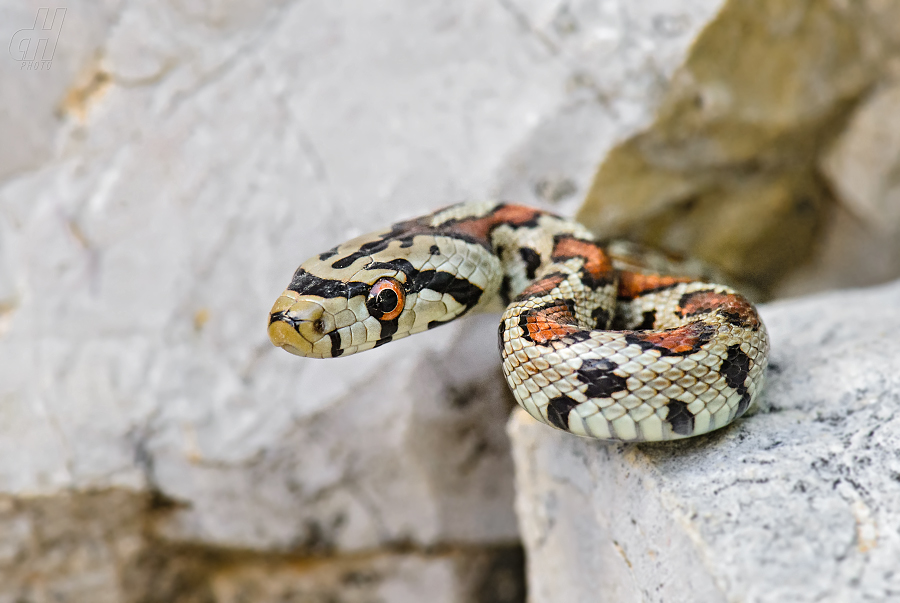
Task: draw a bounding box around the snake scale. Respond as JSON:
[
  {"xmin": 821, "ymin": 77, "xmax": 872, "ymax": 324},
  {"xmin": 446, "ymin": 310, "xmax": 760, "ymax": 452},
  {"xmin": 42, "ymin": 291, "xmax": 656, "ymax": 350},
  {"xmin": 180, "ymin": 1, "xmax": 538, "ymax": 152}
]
[{"xmin": 268, "ymin": 202, "xmax": 769, "ymax": 442}]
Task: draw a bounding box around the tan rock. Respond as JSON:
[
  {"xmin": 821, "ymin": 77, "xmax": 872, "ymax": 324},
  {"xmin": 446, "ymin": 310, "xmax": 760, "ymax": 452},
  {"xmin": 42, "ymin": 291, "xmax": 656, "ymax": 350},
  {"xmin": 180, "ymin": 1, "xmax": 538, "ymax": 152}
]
[
  {"xmin": 577, "ymin": 0, "xmax": 900, "ymax": 293},
  {"xmin": 821, "ymin": 81, "xmax": 900, "ymax": 230}
]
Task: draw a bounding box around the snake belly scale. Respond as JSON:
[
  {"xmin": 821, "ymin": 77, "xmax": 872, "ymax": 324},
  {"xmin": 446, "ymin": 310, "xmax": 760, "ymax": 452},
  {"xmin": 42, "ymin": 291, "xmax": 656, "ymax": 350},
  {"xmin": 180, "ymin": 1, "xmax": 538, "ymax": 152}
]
[{"xmin": 268, "ymin": 201, "xmax": 769, "ymax": 442}]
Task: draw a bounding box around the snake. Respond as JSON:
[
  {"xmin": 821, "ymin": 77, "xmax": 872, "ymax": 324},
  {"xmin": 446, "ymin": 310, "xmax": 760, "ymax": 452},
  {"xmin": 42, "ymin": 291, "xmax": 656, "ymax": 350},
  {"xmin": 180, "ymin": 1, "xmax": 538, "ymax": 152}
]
[{"xmin": 268, "ymin": 202, "xmax": 769, "ymax": 442}]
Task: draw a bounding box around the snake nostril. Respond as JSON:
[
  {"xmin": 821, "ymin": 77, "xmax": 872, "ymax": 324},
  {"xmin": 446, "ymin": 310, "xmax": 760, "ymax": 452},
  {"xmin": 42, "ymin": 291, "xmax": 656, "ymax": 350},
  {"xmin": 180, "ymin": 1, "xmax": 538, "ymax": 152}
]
[{"xmin": 313, "ymin": 318, "xmax": 326, "ymax": 333}]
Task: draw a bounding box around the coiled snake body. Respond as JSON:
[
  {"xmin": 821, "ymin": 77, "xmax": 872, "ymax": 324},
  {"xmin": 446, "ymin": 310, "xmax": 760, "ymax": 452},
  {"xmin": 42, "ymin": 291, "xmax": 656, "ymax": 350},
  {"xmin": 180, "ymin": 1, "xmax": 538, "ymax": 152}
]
[{"xmin": 269, "ymin": 202, "xmax": 768, "ymax": 442}]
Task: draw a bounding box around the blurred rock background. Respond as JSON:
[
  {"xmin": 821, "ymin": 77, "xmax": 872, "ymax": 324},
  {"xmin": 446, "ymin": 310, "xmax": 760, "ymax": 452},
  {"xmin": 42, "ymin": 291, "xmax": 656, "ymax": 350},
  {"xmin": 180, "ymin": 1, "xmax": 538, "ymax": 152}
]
[
  {"xmin": 579, "ymin": 0, "xmax": 900, "ymax": 298},
  {"xmin": 0, "ymin": 0, "xmax": 899, "ymax": 601}
]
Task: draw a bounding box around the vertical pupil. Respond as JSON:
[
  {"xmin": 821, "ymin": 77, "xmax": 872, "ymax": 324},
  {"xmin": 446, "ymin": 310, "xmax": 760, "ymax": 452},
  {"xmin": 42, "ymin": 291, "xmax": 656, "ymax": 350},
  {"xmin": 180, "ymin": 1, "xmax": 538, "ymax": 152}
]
[{"xmin": 377, "ymin": 289, "xmax": 398, "ymax": 312}]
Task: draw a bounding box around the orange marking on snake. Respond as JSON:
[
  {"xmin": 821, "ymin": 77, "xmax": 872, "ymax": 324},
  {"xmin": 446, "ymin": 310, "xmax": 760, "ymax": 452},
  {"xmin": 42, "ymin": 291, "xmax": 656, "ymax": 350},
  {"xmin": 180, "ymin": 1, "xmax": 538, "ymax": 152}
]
[
  {"xmin": 525, "ymin": 304, "xmax": 579, "ymax": 344},
  {"xmin": 628, "ymin": 322, "xmax": 714, "ymax": 354},
  {"xmin": 444, "ymin": 205, "xmax": 543, "ymax": 243},
  {"xmin": 551, "ymin": 237, "xmax": 613, "ymax": 281},
  {"xmin": 618, "ymin": 272, "xmax": 693, "ymax": 300},
  {"xmin": 680, "ymin": 290, "xmax": 760, "ymax": 328}
]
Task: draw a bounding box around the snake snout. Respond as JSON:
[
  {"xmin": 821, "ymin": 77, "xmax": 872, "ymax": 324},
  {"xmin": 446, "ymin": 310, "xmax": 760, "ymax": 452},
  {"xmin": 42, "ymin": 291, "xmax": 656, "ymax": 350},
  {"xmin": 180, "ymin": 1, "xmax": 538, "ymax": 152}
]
[{"xmin": 268, "ymin": 290, "xmax": 336, "ymax": 357}]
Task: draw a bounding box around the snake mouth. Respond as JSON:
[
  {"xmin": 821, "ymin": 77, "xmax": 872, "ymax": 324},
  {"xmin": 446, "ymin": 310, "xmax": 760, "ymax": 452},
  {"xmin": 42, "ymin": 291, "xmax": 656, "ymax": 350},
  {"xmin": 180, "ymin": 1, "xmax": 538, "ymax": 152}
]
[{"xmin": 268, "ymin": 290, "xmax": 336, "ymax": 358}]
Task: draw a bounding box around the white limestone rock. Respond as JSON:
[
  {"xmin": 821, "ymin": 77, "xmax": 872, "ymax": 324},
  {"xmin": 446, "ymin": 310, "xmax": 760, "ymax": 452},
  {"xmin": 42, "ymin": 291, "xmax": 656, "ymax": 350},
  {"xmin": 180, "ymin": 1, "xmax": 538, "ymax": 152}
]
[
  {"xmin": 0, "ymin": 0, "xmax": 723, "ymax": 561},
  {"xmin": 509, "ymin": 279, "xmax": 900, "ymax": 602},
  {"xmin": 0, "ymin": 1, "xmax": 727, "ymax": 599}
]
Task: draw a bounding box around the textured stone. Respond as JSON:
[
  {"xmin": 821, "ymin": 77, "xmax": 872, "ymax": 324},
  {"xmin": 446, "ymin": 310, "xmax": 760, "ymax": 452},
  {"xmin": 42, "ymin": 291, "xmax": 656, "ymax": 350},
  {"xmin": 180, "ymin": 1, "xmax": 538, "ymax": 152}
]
[
  {"xmin": 0, "ymin": 0, "xmax": 723, "ymax": 599},
  {"xmin": 510, "ymin": 279, "xmax": 900, "ymax": 602},
  {"xmin": 0, "ymin": 489, "xmax": 524, "ymax": 603},
  {"xmin": 577, "ymin": 0, "xmax": 900, "ymax": 293},
  {"xmin": 777, "ymin": 79, "xmax": 900, "ymax": 297},
  {"xmin": 0, "ymin": 491, "xmax": 146, "ymax": 603},
  {"xmin": 12, "ymin": 0, "xmax": 900, "ymax": 600},
  {"xmin": 206, "ymin": 547, "xmax": 525, "ymax": 603},
  {"xmin": 822, "ymin": 81, "xmax": 900, "ymax": 231}
]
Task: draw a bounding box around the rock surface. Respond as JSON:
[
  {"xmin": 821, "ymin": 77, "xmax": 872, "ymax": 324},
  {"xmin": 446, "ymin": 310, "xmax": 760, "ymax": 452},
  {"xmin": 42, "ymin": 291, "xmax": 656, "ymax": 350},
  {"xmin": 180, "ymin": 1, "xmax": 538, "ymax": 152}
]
[
  {"xmin": 5, "ymin": 0, "xmax": 900, "ymax": 599},
  {"xmin": 821, "ymin": 81, "xmax": 900, "ymax": 232},
  {"xmin": 577, "ymin": 0, "xmax": 900, "ymax": 295},
  {"xmin": 785, "ymin": 78, "xmax": 900, "ymax": 297},
  {"xmin": 0, "ymin": 0, "xmax": 724, "ymax": 599},
  {"xmin": 510, "ymin": 279, "xmax": 900, "ymax": 603}
]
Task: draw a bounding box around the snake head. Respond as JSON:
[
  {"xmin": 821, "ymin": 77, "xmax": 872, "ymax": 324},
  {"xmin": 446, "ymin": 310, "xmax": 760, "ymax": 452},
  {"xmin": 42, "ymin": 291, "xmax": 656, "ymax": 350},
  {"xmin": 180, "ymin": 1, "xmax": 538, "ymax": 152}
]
[
  {"xmin": 268, "ymin": 226, "xmax": 498, "ymax": 358},
  {"xmin": 267, "ymin": 267, "xmax": 407, "ymax": 359}
]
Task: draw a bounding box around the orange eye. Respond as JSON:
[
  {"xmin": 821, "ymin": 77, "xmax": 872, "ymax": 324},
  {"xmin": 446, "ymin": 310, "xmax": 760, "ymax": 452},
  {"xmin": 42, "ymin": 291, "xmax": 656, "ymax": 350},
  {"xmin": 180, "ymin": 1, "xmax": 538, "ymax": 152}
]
[{"xmin": 367, "ymin": 277, "xmax": 405, "ymax": 321}]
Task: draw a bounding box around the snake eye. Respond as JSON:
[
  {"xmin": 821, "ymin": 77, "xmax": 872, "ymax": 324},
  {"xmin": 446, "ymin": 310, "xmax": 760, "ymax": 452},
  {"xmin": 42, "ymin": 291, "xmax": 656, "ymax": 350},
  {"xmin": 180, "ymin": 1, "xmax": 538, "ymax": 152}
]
[{"xmin": 367, "ymin": 277, "xmax": 405, "ymax": 320}]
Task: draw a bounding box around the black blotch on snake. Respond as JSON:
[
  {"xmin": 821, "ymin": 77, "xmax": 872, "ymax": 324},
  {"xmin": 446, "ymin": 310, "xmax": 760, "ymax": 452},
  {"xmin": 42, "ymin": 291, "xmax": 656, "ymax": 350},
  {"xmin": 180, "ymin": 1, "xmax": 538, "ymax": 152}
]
[
  {"xmin": 547, "ymin": 395, "xmax": 580, "ymax": 431},
  {"xmin": 576, "ymin": 358, "xmax": 628, "ymax": 399},
  {"xmin": 328, "ymin": 331, "xmax": 343, "ymax": 357},
  {"xmin": 723, "ymin": 344, "xmax": 753, "ymax": 416},
  {"xmin": 318, "ymin": 246, "xmax": 339, "ymax": 261},
  {"xmin": 591, "ymin": 306, "xmax": 611, "ymax": 329},
  {"xmin": 519, "ymin": 247, "xmax": 542, "ymax": 279},
  {"xmin": 665, "ymin": 399, "xmax": 694, "ymax": 436},
  {"xmin": 288, "ymin": 269, "xmax": 370, "ymax": 300},
  {"xmin": 635, "ymin": 310, "xmax": 656, "ymax": 330},
  {"xmin": 409, "ymin": 270, "xmax": 483, "ymax": 308}
]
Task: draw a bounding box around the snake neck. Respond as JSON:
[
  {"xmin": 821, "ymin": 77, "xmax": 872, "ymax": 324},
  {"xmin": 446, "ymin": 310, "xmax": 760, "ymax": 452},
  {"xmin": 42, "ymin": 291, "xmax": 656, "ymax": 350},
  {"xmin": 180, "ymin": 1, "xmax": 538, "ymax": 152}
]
[{"xmin": 427, "ymin": 202, "xmax": 609, "ymax": 313}]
